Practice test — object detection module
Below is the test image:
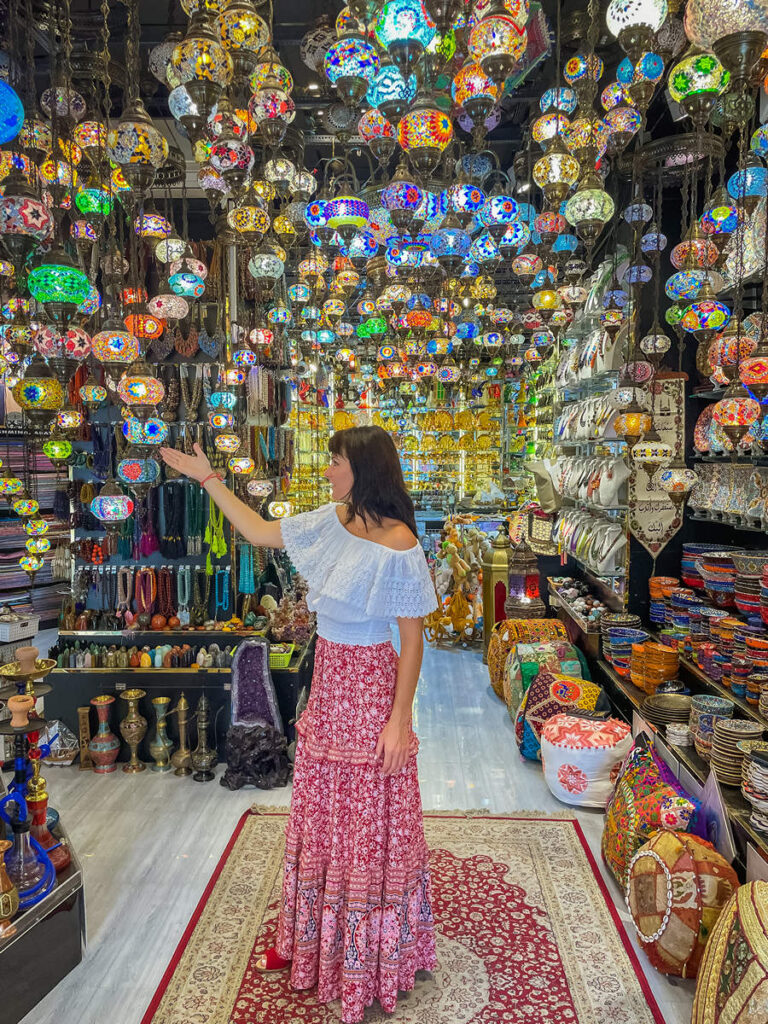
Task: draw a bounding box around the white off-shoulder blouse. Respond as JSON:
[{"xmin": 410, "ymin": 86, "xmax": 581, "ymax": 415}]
[{"xmin": 279, "ymin": 502, "xmax": 438, "ymax": 646}]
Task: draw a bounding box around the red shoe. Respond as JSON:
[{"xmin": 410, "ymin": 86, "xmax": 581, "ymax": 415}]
[{"xmin": 255, "ymin": 947, "xmax": 292, "ymax": 972}]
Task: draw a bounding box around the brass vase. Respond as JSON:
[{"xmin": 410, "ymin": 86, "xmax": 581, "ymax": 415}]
[
  {"xmin": 119, "ymin": 688, "xmax": 147, "ymax": 773},
  {"xmin": 148, "ymin": 696, "xmax": 174, "ymax": 772},
  {"xmin": 191, "ymin": 693, "xmax": 217, "ymax": 782},
  {"xmin": 169, "ymin": 692, "xmax": 192, "ymax": 777}
]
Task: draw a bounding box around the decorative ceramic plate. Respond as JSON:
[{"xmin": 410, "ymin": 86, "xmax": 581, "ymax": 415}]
[{"xmin": 694, "ymin": 405, "xmax": 714, "ymax": 453}]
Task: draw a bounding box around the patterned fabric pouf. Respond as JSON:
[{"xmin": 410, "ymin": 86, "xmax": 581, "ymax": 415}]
[
  {"xmin": 514, "ymin": 671, "xmax": 611, "ymax": 762},
  {"xmin": 540, "ymin": 714, "xmax": 632, "ymax": 808},
  {"xmin": 487, "ymin": 618, "xmax": 567, "ymax": 700},
  {"xmin": 627, "ymin": 830, "xmax": 739, "ymax": 978},
  {"xmin": 602, "ymin": 739, "xmax": 699, "ymax": 888},
  {"xmin": 503, "ymin": 641, "xmax": 585, "ymax": 722},
  {"xmin": 692, "ymin": 881, "xmax": 768, "ymax": 1022}
]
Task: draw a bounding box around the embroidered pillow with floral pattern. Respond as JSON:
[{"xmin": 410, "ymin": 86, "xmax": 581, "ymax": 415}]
[
  {"xmin": 602, "ymin": 739, "xmax": 698, "ymax": 889},
  {"xmin": 514, "ymin": 670, "xmax": 611, "ymax": 762}
]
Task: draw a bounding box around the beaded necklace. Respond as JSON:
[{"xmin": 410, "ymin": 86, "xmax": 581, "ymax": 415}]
[
  {"xmin": 116, "ymin": 566, "xmax": 133, "ymax": 618},
  {"xmin": 177, "ymin": 565, "xmax": 191, "ymax": 626},
  {"xmin": 180, "ymin": 364, "xmax": 203, "ymax": 423},
  {"xmin": 185, "ymin": 482, "xmax": 204, "ymax": 556},
  {"xmin": 135, "ymin": 567, "xmax": 157, "ymax": 616},
  {"xmin": 191, "ymin": 568, "xmax": 211, "ymax": 625},
  {"xmin": 215, "ymin": 567, "xmax": 231, "ymax": 620},
  {"xmin": 157, "ymin": 566, "xmax": 175, "ymax": 619},
  {"xmin": 238, "ymin": 543, "xmax": 255, "ymax": 595}
]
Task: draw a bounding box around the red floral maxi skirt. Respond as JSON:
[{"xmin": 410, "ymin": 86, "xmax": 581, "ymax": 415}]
[{"xmin": 274, "ymin": 637, "xmax": 438, "ymax": 1023}]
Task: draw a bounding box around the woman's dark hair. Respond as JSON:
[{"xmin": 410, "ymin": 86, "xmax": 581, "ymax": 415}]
[{"xmin": 329, "ymin": 425, "xmax": 418, "ymax": 537}]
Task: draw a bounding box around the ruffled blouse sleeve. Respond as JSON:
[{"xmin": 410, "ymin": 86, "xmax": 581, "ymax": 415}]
[
  {"xmin": 367, "ymin": 544, "xmax": 438, "ymax": 620},
  {"xmin": 278, "ymin": 503, "xmax": 337, "ymax": 591}
]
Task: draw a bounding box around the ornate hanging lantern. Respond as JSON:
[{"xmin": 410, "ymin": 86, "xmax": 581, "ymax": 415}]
[
  {"xmin": 374, "ymin": 0, "xmax": 436, "ymax": 71},
  {"xmin": 397, "ymin": 93, "xmax": 453, "ymax": 175}
]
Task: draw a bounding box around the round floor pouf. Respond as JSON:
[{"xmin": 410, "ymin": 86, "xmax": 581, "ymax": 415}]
[
  {"xmin": 626, "ymin": 830, "xmax": 739, "ymax": 979},
  {"xmin": 540, "ymin": 713, "xmax": 632, "ymax": 807},
  {"xmin": 691, "ymin": 881, "xmax": 768, "ymax": 1023}
]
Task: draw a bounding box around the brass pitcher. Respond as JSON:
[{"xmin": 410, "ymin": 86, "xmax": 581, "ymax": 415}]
[{"xmin": 169, "ymin": 692, "xmax": 192, "ymax": 777}]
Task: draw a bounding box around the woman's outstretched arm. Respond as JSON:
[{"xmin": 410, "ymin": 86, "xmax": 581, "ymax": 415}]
[{"xmin": 160, "ymin": 443, "xmax": 284, "ymax": 549}]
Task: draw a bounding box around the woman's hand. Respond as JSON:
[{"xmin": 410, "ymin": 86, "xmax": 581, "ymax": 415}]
[
  {"xmin": 160, "ymin": 442, "xmax": 213, "ymax": 483},
  {"xmin": 375, "ymin": 717, "xmax": 411, "ymax": 776}
]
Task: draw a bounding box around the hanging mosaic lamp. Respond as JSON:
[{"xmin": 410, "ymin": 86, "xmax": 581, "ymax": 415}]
[
  {"xmin": 218, "ymin": 0, "xmax": 270, "ymax": 81},
  {"xmin": 606, "ymin": 0, "xmax": 668, "ymax": 61},
  {"xmin": 631, "ymin": 427, "xmax": 673, "ymax": 478},
  {"xmin": 653, "ymin": 459, "xmax": 699, "ymax": 506},
  {"xmin": 668, "ymin": 48, "xmax": 730, "ymax": 127},
  {"xmin": 91, "ymin": 319, "xmax": 141, "ymax": 371},
  {"xmin": 90, "ymin": 477, "xmax": 135, "ymax": 527},
  {"xmin": 564, "ymin": 170, "xmax": 615, "ymax": 246},
  {"xmin": 533, "ymin": 137, "xmax": 580, "ymax": 207},
  {"xmin": 117, "ymin": 360, "xmax": 166, "ymax": 416},
  {"xmin": 117, "ymin": 446, "xmax": 162, "ymax": 495},
  {"xmin": 12, "ymin": 358, "xmax": 64, "ymax": 426},
  {"xmin": 170, "ymin": 9, "xmax": 233, "ymax": 117},
  {"xmin": 374, "ymin": 0, "xmax": 436, "ymax": 71},
  {"xmin": 27, "ymin": 247, "xmax": 91, "ymax": 323},
  {"xmin": 42, "ymin": 435, "xmax": 73, "ymax": 462},
  {"xmin": 452, "ymin": 62, "xmax": 500, "ymax": 124},
  {"xmin": 713, "ymin": 381, "xmax": 762, "ymax": 446},
  {"xmin": 367, "ymin": 63, "xmax": 417, "ymax": 122},
  {"xmin": 397, "ymin": 93, "xmax": 453, "ymax": 175},
  {"xmin": 727, "ymin": 153, "xmax": 768, "ymax": 216},
  {"xmin": 468, "ymin": 6, "xmax": 528, "ymax": 84},
  {"xmin": 324, "ymin": 34, "xmax": 380, "ymax": 106},
  {"xmin": 358, "ymin": 108, "xmax": 396, "ymax": 165},
  {"xmin": 108, "ymin": 98, "xmax": 169, "ymax": 195},
  {"xmin": 0, "ymin": 81, "xmax": 24, "ymax": 145},
  {"xmin": 79, "ymin": 374, "xmax": 107, "ymax": 408}
]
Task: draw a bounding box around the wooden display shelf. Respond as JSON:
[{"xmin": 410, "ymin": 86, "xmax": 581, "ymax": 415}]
[{"xmin": 596, "ymin": 657, "xmax": 768, "ymax": 865}]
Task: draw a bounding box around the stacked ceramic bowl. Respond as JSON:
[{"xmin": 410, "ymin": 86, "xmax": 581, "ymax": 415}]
[
  {"xmin": 732, "ymin": 551, "xmax": 768, "ymax": 616},
  {"xmin": 630, "ymin": 642, "xmax": 680, "ymax": 695},
  {"xmin": 745, "ymin": 634, "xmax": 768, "ymax": 676},
  {"xmin": 761, "ymin": 565, "xmax": 768, "ymax": 626},
  {"xmin": 608, "ymin": 628, "xmax": 649, "ymax": 676},
  {"xmin": 600, "ymin": 612, "xmax": 642, "ymax": 664},
  {"xmin": 689, "ymin": 694, "xmax": 735, "ymax": 762},
  {"xmin": 649, "ymin": 577, "xmax": 678, "ymax": 625},
  {"xmin": 759, "ymin": 681, "xmax": 768, "ymax": 718},
  {"xmin": 696, "ymin": 550, "xmax": 738, "ymax": 609},
  {"xmin": 711, "ymin": 719, "xmax": 764, "ymax": 786},
  {"xmin": 739, "ymin": 740, "xmax": 768, "ymax": 788},
  {"xmin": 682, "ymin": 543, "xmax": 740, "ymax": 590}
]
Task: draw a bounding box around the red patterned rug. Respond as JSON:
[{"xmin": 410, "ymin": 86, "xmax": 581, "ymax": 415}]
[{"xmin": 141, "ymin": 809, "xmax": 665, "ymax": 1024}]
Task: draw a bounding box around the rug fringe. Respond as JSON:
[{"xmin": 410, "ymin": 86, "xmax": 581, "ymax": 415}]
[
  {"xmin": 249, "ymin": 804, "xmax": 290, "ymax": 815},
  {"xmin": 248, "ymin": 804, "xmax": 576, "ymax": 821}
]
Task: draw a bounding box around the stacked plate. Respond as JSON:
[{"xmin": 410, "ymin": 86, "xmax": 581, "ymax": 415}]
[
  {"xmin": 641, "ymin": 693, "xmax": 691, "ymax": 729},
  {"xmin": 761, "ymin": 564, "xmax": 768, "ymax": 626},
  {"xmin": 741, "ymin": 748, "xmax": 768, "ymax": 832},
  {"xmin": 608, "ymin": 628, "xmax": 649, "ymax": 676},
  {"xmin": 600, "ymin": 612, "xmax": 642, "ymax": 663},
  {"xmin": 733, "ymin": 551, "xmax": 768, "ymax": 617},
  {"xmin": 711, "ymin": 719, "xmax": 764, "ymax": 786},
  {"xmin": 759, "ymin": 680, "xmax": 768, "ymax": 718},
  {"xmin": 738, "ymin": 740, "xmax": 768, "ymax": 788}
]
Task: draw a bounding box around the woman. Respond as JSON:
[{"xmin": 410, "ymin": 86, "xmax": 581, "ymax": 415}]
[{"xmin": 160, "ymin": 425, "xmax": 438, "ymax": 1024}]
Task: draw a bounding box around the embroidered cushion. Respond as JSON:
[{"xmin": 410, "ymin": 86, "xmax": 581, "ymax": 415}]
[
  {"xmin": 487, "ymin": 618, "xmax": 567, "ymax": 700},
  {"xmin": 627, "ymin": 830, "xmax": 739, "ymax": 979},
  {"xmin": 540, "ymin": 714, "xmax": 632, "ymax": 808},
  {"xmin": 514, "ymin": 671, "xmax": 611, "ymax": 762},
  {"xmin": 602, "ymin": 739, "xmax": 699, "ymax": 889},
  {"xmin": 502, "ymin": 641, "xmax": 584, "ymax": 722},
  {"xmin": 691, "ymin": 882, "xmax": 768, "ymax": 1023}
]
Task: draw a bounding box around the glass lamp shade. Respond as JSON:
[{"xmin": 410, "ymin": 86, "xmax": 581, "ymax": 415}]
[
  {"xmin": 669, "ymin": 50, "xmax": 730, "ymax": 124},
  {"xmin": 167, "ymin": 271, "xmax": 205, "ymax": 299},
  {"xmin": 468, "ymin": 14, "xmax": 528, "ymax": 83},
  {"xmin": 91, "ymin": 328, "xmax": 140, "ymax": 366},
  {"xmin": 210, "ymin": 390, "xmax": 237, "ymax": 410},
  {"xmin": 214, "ymin": 432, "xmax": 242, "ymax": 453},
  {"xmin": 534, "ymin": 211, "xmax": 567, "ymax": 238},
  {"xmin": 324, "ymin": 36, "xmax": 380, "ymax": 102},
  {"xmin": 325, "ymin": 196, "xmax": 370, "ymax": 241},
  {"xmin": 684, "ymin": 0, "xmax": 768, "ymax": 51},
  {"xmin": 681, "ymin": 297, "xmax": 731, "ymax": 334},
  {"xmin": 540, "ymin": 86, "xmax": 577, "ymax": 114},
  {"xmin": 564, "ymin": 180, "xmax": 615, "ymax": 241},
  {"xmin": 640, "ymin": 328, "xmax": 672, "ymax": 355},
  {"xmin": 23, "ymin": 518, "xmax": 49, "ymax": 536},
  {"xmin": 564, "ymin": 115, "xmax": 610, "ymax": 160},
  {"xmin": 641, "ymin": 228, "xmax": 668, "ymax": 254},
  {"xmin": 19, "ymin": 554, "xmax": 44, "ymax": 575},
  {"xmin": 27, "ymin": 260, "xmax": 91, "ymax": 309},
  {"xmin": 134, "ymin": 213, "xmax": 172, "ymax": 240},
  {"xmin": 397, "ymin": 103, "xmax": 453, "ymax": 168},
  {"xmin": 341, "ymin": 230, "xmax": 379, "ymax": 262},
  {"xmin": 232, "ymin": 349, "xmax": 257, "ymax": 367},
  {"xmin": 107, "ymin": 101, "xmax": 169, "ymax": 181},
  {"xmin": 0, "ymin": 82, "xmax": 24, "ymax": 145},
  {"xmin": 671, "ymin": 234, "xmax": 720, "ymax": 270},
  {"xmin": 605, "ymin": 105, "xmax": 642, "ymax": 148},
  {"xmin": 366, "ymin": 63, "xmax": 417, "ymax": 118},
  {"xmin": 147, "ymin": 290, "xmax": 190, "ymax": 320},
  {"xmin": 470, "ymin": 232, "xmax": 501, "ymax": 264},
  {"xmin": 653, "ymin": 463, "xmax": 699, "ymax": 500},
  {"xmin": 374, "ymin": 0, "xmax": 436, "ymax": 62},
  {"xmin": 429, "ymin": 224, "xmax": 472, "ymax": 263},
  {"xmin": 248, "ymin": 81, "xmax": 296, "ymax": 132},
  {"xmin": 228, "ymin": 456, "xmax": 255, "ymax": 475},
  {"xmin": 248, "ymin": 252, "xmax": 284, "ymax": 280},
  {"xmin": 739, "ymin": 353, "xmax": 768, "ymax": 395},
  {"xmin": 713, "ymin": 388, "xmax": 761, "ymax": 448},
  {"xmin": 122, "ymin": 417, "xmax": 170, "ymax": 446},
  {"xmin": 171, "ymin": 23, "xmax": 233, "ymax": 88},
  {"xmin": 117, "ymin": 451, "xmax": 161, "ymax": 488},
  {"xmin": 90, "ymin": 483, "xmax": 135, "ymax": 524},
  {"xmin": 155, "ymin": 238, "xmax": 187, "ymax": 265},
  {"xmin": 563, "ymin": 53, "xmax": 604, "ymax": 89},
  {"xmin": 209, "ymin": 412, "xmax": 234, "ymax": 429},
  {"xmin": 533, "ymin": 147, "xmax": 581, "ymax": 204},
  {"xmin": 124, "ymin": 310, "xmax": 165, "ymax": 340},
  {"xmin": 117, "ymin": 362, "xmax": 166, "ymax": 409},
  {"xmin": 57, "ymin": 407, "xmax": 85, "ymax": 430},
  {"xmin": 728, "ymin": 158, "xmax": 768, "ymax": 211},
  {"xmin": 26, "ymin": 537, "xmax": 51, "ymax": 554},
  {"xmin": 12, "ymin": 367, "xmax": 63, "ymax": 417},
  {"xmin": 40, "ymin": 84, "xmax": 86, "ymax": 123},
  {"xmin": 227, "ymin": 204, "xmax": 270, "ymax": 241},
  {"xmin": 523, "ymin": 346, "xmax": 542, "ymax": 363},
  {"xmin": 452, "ymin": 62, "xmax": 500, "ymax": 120},
  {"xmin": 79, "ymin": 377, "xmax": 107, "ymax": 406},
  {"xmin": 614, "ymin": 408, "xmax": 653, "ymax": 441},
  {"xmin": 358, "ymin": 108, "xmax": 395, "ymax": 144},
  {"xmin": 601, "ymin": 82, "xmax": 627, "ymax": 110},
  {"xmin": 210, "ymin": 137, "xmax": 254, "ymax": 180},
  {"xmin": 0, "ymin": 192, "xmax": 54, "ymax": 258},
  {"xmin": 606, "ymin": 0, "xmax": 667, "ymax": 39},
  {"xmin": 532, "ymin": 112, "xmax": 571, "ymax": 149},
  {"xmin": 249, "ymin": 327, "xmax": 274, "ymax": 347},
  {"xmin": 218, "ymin": 2, "xmax": 269, "ymax": 55}
]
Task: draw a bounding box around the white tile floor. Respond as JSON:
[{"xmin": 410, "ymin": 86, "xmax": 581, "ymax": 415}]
[{"xmin": 19, "ymin": 640, "xmax": 694, "ymax": 1024}]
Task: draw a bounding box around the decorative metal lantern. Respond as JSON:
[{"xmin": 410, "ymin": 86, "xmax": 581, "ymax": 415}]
[
  {"xmin": 505, "ymin": 536, "xmax": 545, "ymax": 620},
  {"xmin": 90, "ymin": 477, "xmax": 135, "ymax": 528}
]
